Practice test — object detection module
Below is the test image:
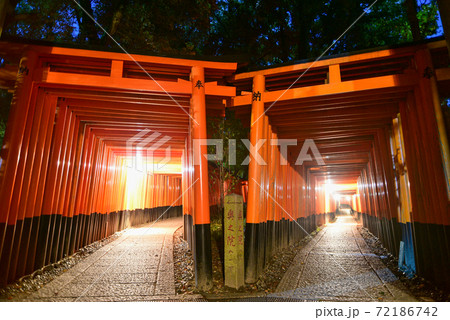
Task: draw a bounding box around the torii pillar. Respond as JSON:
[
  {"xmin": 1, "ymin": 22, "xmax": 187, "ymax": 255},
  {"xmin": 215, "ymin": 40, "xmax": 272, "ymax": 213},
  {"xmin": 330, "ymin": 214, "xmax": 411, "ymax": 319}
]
[
  {"xmin": 245, "ymin": 74, "xmax": 265, "ymax": 283},
  {"xmin": 190, "ymin": 66, "xmax": 213, "ymax": 290}
]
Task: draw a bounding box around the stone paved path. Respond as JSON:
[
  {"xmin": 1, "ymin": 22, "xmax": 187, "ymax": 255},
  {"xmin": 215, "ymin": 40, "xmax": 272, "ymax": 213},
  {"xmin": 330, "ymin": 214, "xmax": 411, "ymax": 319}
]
[
  {"xmin": 272, "ymin": 215, "xmax": 417, "ymax": 302},
  {"xmin": 20, "ymin": 217, "xmax": 203, "ymax": 301}
]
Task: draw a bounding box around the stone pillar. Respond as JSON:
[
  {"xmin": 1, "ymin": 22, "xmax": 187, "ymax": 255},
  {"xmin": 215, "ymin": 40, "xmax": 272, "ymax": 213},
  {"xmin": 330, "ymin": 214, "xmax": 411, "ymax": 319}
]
[{"xmin": 224, "ymin": 194, "xmax": 244, "ymax": 289}]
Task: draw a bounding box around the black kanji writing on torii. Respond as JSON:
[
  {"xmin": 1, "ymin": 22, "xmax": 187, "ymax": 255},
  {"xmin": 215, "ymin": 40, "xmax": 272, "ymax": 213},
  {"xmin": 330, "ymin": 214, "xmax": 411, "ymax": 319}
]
[
  {"xmin": 18, "ymin": 65, "xmax": 29, "ymax": 75},
  {"xmin": 423, "ymin": 66, "xmax": 434, "ymax": 79},
  {"xmin": 252, "ymin": 91, "xmax": 261, "ymax": 101},
  {"xmin": 195, "ymin": 80, "xmax": 203, "ymax": 89}
]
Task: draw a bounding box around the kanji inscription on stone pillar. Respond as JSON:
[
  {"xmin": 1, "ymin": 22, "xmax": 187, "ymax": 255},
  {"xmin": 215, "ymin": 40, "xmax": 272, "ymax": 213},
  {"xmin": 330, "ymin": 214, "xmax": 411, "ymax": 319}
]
[{"xmin": 224, "ymin": 193, "xmax": 244, "ymax": 289}]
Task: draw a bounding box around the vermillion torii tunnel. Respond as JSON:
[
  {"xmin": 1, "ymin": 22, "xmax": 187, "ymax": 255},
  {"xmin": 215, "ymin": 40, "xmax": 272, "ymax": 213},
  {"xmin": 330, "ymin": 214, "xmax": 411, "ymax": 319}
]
[{"xmin": 0, "ymin": 39, "xmax": 449, "ymax": 290}]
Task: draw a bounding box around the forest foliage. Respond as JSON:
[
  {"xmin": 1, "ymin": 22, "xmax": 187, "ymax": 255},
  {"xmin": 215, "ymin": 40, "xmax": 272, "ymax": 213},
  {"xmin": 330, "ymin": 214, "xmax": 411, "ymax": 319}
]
[{"xmin": 1, "ymin": 0, "xmax": 443, "ymax": 66}]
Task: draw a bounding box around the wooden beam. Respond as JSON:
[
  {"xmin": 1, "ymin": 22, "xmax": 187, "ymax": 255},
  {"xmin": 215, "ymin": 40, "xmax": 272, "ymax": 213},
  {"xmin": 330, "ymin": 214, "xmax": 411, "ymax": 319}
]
[
  {"xmin": 436, "ymin": 67, "xmax": 450, "ymax": 82},
  {"xmin": 232, "ymin": 74, "xmax": 418, "ymax": 107}
]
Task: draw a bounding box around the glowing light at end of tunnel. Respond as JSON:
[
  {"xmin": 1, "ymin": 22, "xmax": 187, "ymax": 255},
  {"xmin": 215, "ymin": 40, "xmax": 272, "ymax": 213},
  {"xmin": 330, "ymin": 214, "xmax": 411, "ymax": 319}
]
[
  {"xmin": 125, "ymin": 226, "xmax": 165, "ymax": 235},
  {"xmin": 324, "ymin": 183, "xmax": 336, "ymax": 194}
]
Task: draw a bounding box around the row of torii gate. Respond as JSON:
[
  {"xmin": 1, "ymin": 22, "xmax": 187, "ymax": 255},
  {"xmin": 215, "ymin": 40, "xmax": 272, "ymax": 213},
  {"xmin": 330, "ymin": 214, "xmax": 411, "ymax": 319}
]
[{"xmin": 0, "ymin": 39, "xmax": 449, "ymax": 289}]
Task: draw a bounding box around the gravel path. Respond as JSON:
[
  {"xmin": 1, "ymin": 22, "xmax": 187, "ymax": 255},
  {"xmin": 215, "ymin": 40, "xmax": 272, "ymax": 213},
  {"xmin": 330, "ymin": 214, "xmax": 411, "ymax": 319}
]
[
  {"xmin": 358, "ymin": 226, "xmax": 449, "ymax": 301},
  {"xmin": 273, "ymin": 215, "xmax": 417, "ymax": 302},
  {"xmin": 13, "ymin": 217, "xmax": 203, "ymax": 301},
  {"xmin": 14, "ymin": 214, "xmax": 432, "ymax": 302}
]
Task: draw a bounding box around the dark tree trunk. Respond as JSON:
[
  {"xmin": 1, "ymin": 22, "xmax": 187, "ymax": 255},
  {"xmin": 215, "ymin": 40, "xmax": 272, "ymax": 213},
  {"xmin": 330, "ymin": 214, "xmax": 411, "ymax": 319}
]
[
  {"xmin": 437, "ymin": 0, "xmax": 450, "ymax": 58},
  {"xmin": 279, "ymin": 24, "xmax": 290, "ymax": 62},
  {"xmin": 296, "ymin": 24, "xmax": 310, "ymax": 60},
  {"xmin": 75, "ymin": 0, "xmax": 100, "ymax": 44},
  {"xmin": 293, "ymin": 6, "xmax": 311, "ymax": 60},
  {"xmin": 104, "ymin": 1, "xmax": 125, "ymax": 47},
  {"xmin": 0, "ymin": 0, "xmax": 19, "ymax": 37},
  {"xmin": 404, "ymin": 0, "xmax": 422, "ymax": 41},
  {"xmin": 0, "ymin": 1, "xmax": 7, "ymax": 38}
]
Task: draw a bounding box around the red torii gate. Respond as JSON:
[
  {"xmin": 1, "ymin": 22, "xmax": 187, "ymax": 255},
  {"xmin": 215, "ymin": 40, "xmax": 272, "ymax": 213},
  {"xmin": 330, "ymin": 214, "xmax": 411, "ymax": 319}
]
[
  {"xmin": 228, "ymin": 40, "xmax": 450, "ymax": 287},
  {"xmin": 0, "ymin": 41, "xmax": 236, "ymax": 289},
  {"xmin": 0, "ymin": 39, "xmax": 449, "ymax": 290}
]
